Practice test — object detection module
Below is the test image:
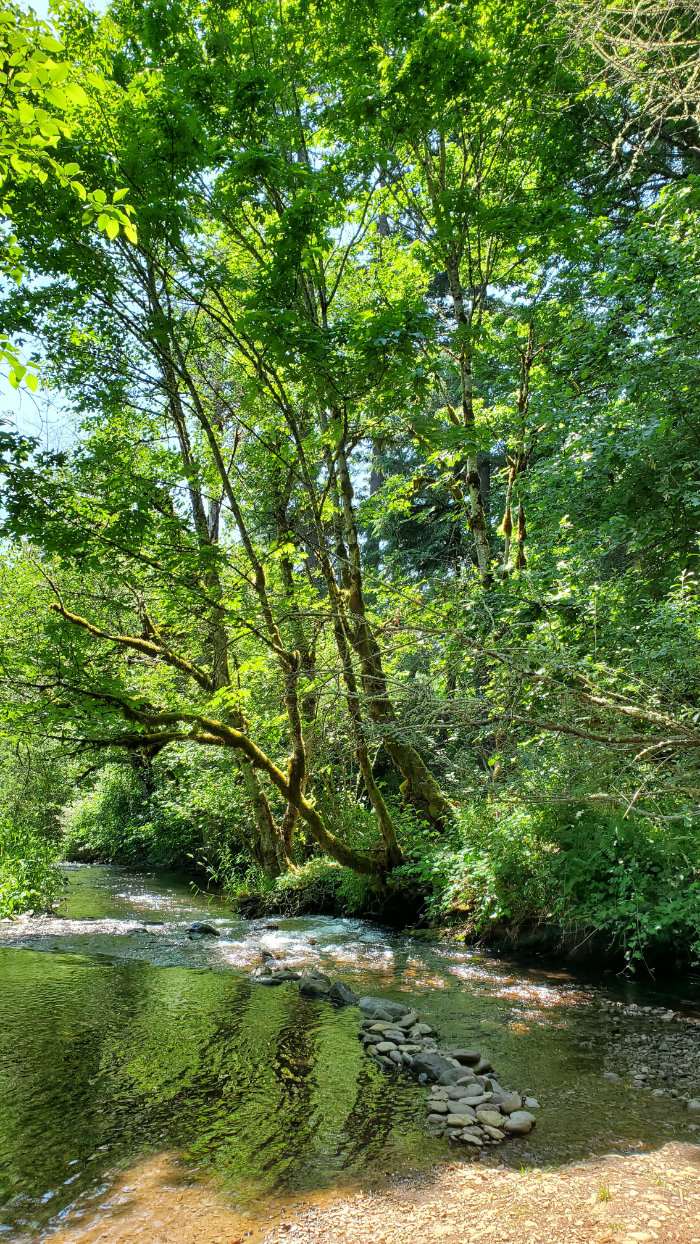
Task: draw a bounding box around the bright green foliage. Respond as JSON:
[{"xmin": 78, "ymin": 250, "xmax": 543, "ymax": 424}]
[
  {"xmin": 0, "ymin": 817, "xmax": 61, "ymax": 916},
  {"xmin": 0, "ymin": 2, "xmax": 136, "ymax": 386},
  {"xmin": 0, "ymin": 0, "xmax": 699, "ymax": 963}
]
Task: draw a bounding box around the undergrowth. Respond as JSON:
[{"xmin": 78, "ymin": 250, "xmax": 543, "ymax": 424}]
[
  {"xmin": 0, "ymin": 818, "xmax": 62, "ymax": 917},
  {"xmin": 218, "ymin": 802, "xmax": 700, "ymax": 968},
  {"xmin": 58, "ymin": 760, "xmax": 700, "ymax": 969}
]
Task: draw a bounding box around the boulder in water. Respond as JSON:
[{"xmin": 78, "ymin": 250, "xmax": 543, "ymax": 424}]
[
  {"xmin": 328, "ymin": 981, "xmax": 359, "ymax": 1006},
  {"xmin": 187, "ymin": 922, "xmax": 219, "ymax": 938},
  {"xmin": 412, "ymin": 1052, "xmax": 457, "ymax": 1081},
  {"xmin": 358, "ymin": 996, "xmax": 410, "ymax": 1020},
  {"xmin": 298, "ymin": 971, "xmax": 332, "ymax": 998}
]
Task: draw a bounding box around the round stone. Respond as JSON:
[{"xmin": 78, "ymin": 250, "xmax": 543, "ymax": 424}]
[
  {"xmin": 450, "ymin": 1049, "xmax": 481, "ymax": 1064},
  {"xmin": 503, "ymin": 1111, "xmax": 536, "ymax": 1135}
]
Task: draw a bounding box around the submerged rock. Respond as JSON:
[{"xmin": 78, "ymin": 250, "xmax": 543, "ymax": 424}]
[
  {"xmin": 187, "ymin": 922, "xmax": 219, "ymax": 938},
  {"xmin": 328, "ymin": 980, "xmax": 359, "ymax": 1006},
  {"xmin": 358, "ymin": 996, "xmax": 411, "ymax": 1020},
  {"xmin": 298, "ymin": 970, "xmax": 332, "ymax": 998}
]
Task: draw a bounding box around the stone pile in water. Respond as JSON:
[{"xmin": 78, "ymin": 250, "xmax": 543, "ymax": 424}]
[
  {"xmin": 251, "ymin": 962, "xmax": 538, "ymax": 1149},
  {"xmin": 356, "ymin": 993, "xmax": 537, "ymax": 1148}
]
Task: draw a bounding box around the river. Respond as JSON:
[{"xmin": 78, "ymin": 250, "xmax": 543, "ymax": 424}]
[{"xmin": 1, "ymin": 865, "xmax": 699, "ymax": 1240}]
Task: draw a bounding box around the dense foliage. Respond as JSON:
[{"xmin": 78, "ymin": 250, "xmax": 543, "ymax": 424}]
[{"xmin": 2, "ymin": 0, "xmax": 700, "ymax": 967}]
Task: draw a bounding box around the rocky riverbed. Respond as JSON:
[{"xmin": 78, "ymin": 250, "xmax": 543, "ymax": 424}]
[
  {"xmin": 252, "ymin": 957, "xmax": 538, "ymax": 1150},
  {"xmin": 3, "ymin": 864, "xmax": 700, "ymax": 1242}
]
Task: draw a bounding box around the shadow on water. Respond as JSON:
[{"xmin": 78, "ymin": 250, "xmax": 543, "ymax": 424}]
[{"xmin": 0, "ymin": 865, "xmax": 699, "ymax": 1239}]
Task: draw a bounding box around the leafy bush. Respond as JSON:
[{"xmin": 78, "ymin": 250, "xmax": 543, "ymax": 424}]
[
  {"xmin": 546, "ymin": 809, "xmax": 700, "ymax": 968},
  {"xmin": 0, "ymin": 818, "xmax": 62, "ymax": 916},
  {"xmin": 389, "ymin": 803, "xmax": 700, "ymax": 968},
  {"xmin": 221, "ymin": 857, "xmax": 381, "ymax": 918},
  {"xmin": 62, "ymin": 765, "xmax": 205, "ymax": 869}
]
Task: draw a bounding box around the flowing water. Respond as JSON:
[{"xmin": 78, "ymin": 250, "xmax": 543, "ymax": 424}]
[{"xmin": 1, "ymin": 865, "xmax": 699, "ymax": 1240}]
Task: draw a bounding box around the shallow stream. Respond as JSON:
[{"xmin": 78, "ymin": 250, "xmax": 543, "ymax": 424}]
[{"xmin": 1, "ymin": 865, "xmax": 699, "ymax": 1240}]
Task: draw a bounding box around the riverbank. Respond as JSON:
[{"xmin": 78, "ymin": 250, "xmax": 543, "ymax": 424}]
[
  {"xmin": 43, "ymin": 1142, "xmax": 700, "ymax": 1244},
  {"xmin": 228, "ymin": 856, "xmax": 700, "ymax": 976}
]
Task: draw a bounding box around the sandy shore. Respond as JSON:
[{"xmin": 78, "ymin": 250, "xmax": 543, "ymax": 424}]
[{"xmin": 40, "ymin": 1142, "xmax": 700, "ymax": 1244}]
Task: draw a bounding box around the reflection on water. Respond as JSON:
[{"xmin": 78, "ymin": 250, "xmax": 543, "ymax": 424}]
[{"xmin": 0, "ymin": 865, "xmax": 699, "ymax": 1240}]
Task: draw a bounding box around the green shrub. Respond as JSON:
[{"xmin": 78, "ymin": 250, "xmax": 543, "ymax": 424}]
[
  {"xmin": 61, "ymin": 753, "xmax": 272, "ymax": 872},
  {"xmin": 0, "ymin": 818, "xmax": 62, "ymax": 916},
  {"xmin": 62, "ymin": 764, "xmax": 213, "ymax": 869},
  {"xmin": 546, "ymin": 808, "xmax": 700, "ymax": 967},
  {"xmin": 390, "ymin": 802, "xmax": 700, "ymax": 967}
]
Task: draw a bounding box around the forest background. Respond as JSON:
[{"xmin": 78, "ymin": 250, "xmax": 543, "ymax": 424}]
[{"xmin": 1, "ymin": 0, "xmax": 700, "ymax": 972}]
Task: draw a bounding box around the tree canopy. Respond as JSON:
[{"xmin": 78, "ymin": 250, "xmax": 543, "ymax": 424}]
[{"xmin": 1, "ymin": 0, "xmax": 700, "ymax": 964}]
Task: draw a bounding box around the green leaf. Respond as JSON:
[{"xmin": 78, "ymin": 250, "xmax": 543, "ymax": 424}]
[{"xmin": 44, "ymin": 87, "xmax": 68, "ymax": 110}]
